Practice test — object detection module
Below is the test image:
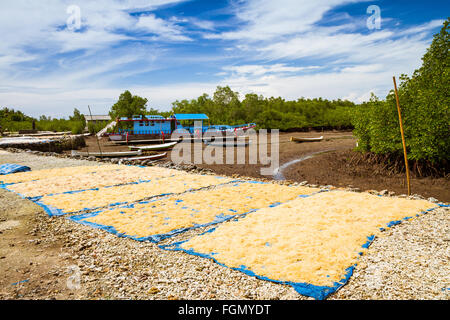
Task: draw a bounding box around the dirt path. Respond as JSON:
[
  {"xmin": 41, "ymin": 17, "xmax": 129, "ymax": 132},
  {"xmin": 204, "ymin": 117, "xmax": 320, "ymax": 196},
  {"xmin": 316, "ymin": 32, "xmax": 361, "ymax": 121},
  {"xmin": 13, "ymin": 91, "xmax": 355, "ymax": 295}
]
[{"xmin": 0, "ymin": 190, "xmax": 79, "ymax": 299}]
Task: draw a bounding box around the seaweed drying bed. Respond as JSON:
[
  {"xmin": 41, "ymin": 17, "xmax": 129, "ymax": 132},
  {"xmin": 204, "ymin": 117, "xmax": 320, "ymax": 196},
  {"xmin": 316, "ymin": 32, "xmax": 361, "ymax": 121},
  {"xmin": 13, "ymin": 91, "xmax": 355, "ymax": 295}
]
[
  {"xmin": 1, "ymin": 163, "xmax": 443, "ymax": 300},
  {"xmin": 6, "ymin": 165, "xmax": 186, "ymax": 197},
  {"xmin": 36, "ymin": 174, "xmax": 235, "ymax": 215},
  {"xmin": 69, "ymin": 182, "xmax": 320, "ymax": 241},
  {"xmin": 162, "ymin": 191, "xmax": 438, "ymax": 299},
  {"xmin": 0, "ymin": 164, "xmax": 122, "ymax": 185}
]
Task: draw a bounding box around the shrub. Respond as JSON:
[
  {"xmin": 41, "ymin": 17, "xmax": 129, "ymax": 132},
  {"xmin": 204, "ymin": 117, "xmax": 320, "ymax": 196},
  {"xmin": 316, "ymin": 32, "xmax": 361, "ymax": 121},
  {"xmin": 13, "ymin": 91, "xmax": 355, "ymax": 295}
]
[{"xmin": 352, "ymin": 19, "xmax": 449, "ymax": 168}]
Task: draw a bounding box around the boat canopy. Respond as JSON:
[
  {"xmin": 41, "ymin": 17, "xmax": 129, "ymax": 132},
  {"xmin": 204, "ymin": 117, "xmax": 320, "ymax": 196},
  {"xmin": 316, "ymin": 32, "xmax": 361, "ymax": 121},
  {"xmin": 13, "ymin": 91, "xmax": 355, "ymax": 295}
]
[
  {"xmin": 174, "ymin": 113, "xmax": 209, "ymax": 121},
  {"xmin": 119, "ymin": 115, "xmax": 166, "ymax": 121}
]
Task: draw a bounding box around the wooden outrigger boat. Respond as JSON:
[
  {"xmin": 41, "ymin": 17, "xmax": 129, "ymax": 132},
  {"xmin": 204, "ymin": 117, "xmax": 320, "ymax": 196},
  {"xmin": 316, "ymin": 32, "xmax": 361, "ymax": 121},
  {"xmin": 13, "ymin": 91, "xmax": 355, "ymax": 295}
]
[
  {"xmin": 128, "ymin": 141, "xmax": 177, "ymax": 151},
  {"xmin": 202, "ymin": 135, "xmax": 249, "ymax": 143},
  {"xmin": 112, "ymin": 138, "xmax": 179, "ymax": 145},
  {"xmin": 109, "ymin": 113, "xmax": 256, "ymax": 142},
  {"xmin": 206, "ymin": 141, "xmax": 250, "ymax": 147},
  {"xmin": 290, "ymin": 136, "xmax": 324, "ymax": 143},
  {"xmin": 71, "ymin": 150, "xmax": 142, "ymax": 157},
  {"xmin": 113, "ymin": 135, "xmax": 249, "ymax": 145},
  {"xmin": 120, "ymin": 152, "xmax": 167, "ymax": 161}
]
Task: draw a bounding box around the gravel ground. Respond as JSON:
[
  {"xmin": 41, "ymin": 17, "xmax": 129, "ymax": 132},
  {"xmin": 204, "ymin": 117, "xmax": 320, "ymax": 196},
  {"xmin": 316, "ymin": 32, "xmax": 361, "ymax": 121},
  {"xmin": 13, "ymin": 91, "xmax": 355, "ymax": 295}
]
[
  {"xmin": 334, "ymin": 209, "xmax": 449, "ymax": 300},
  {"xmin": 0, "ymin": 150, "xmax": 107, "ymax": 170},
  {"xmin": 0, "ymin": 150, "xmax": 448, "ymax": 300}
]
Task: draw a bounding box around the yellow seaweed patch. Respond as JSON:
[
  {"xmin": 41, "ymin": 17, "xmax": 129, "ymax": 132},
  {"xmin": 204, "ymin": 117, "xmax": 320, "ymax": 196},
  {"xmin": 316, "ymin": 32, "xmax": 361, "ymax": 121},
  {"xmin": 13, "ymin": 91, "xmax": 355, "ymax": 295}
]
[
  {"xmin": 83, "ymin": 182, "xmax": 319, "ymax": 238},
  {"xmin": 0, "ymin": 164, "xmax": 122, "ymax": 184},
  {"xmin": 161, "ymin": 182, "xmax": 320, "ymax": 215},
  {"xmin": 39, "ymin": 174, "xmax": 233, "ymax": 213},
  {"xmin": 84, "ymin": 199, "xmax": 225, "ymax": 237},
  {"xmin": 180, "ymin": 191, "xmax": 437, "ymax": 287},
  {"xmin": 9, "ymin": 166, "xmax": 185, "ymax": 197}
]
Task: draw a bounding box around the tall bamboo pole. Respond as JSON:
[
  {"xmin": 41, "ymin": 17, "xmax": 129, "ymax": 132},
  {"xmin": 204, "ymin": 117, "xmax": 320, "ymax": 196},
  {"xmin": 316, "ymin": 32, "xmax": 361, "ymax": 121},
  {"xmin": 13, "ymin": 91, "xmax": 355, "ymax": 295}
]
[
  {"xmin": 393, "ymin": 76, "xmax": 411, "ymax": 196},
  {"xmin": 88, "ymin": 105, "xmax": 103, "ymax": 157}
]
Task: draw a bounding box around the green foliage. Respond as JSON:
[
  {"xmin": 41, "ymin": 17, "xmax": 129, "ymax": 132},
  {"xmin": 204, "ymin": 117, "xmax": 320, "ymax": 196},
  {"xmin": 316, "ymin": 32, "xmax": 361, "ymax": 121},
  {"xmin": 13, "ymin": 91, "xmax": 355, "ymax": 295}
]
[
  {"xmin": 35, "ymin": 118, "xmax": 81, "ymax": 133},
  {"xmin": 109, "ymin": 90, "xmax": 148, "ymax": 120},
  {"xmin": 70, "ymin": 121, "xmax": 85, "ymax": 134},
  {"xmin": 0, "ymin": 107, "xmax": 34, "ymax": 131},
  {"xmin": 0, "ymin": 107, "xmax": 86, "ymax": 134},
  {"xmin": 147, "ymin": 107, "xmax": 172, "ymax": 118},
  {"xmin": 88, "ymin": 121, "xmax": 109, "ymax": 134},
  {"xmin": 69, "ymin": 108, "xmax": 86, "ymax": 126},
  {"xmin": 172, "ymin": 86, "xmax": 356, "ymax": 130},
  {"xmin": 352, "ymin": 19, "xmax": 449, "ymax": 163}
]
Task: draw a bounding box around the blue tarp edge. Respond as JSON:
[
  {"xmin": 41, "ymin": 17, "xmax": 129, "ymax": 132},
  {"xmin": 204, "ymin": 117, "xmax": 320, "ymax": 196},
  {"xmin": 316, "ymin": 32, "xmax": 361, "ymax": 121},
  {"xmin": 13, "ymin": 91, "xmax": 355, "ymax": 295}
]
[
  {"xmin": 158, "ymin": 205, "xmax": 443, "ymax": 300},
  {"xmin": 0, "ymin": 164, "xmax": 31, "ymax": 176}
]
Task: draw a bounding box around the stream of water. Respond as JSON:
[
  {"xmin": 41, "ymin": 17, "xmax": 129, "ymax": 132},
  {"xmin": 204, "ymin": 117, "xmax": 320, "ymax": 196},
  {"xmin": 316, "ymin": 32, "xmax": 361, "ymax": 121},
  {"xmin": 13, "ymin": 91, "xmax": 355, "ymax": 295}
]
[{"xmin": 273, "ymin": 149, "xmax": 336, "ymax": 181}]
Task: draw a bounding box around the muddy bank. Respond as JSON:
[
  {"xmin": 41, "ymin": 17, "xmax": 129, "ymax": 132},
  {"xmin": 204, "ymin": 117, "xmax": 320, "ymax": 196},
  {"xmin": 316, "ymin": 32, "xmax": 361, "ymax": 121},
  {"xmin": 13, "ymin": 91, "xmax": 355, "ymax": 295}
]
[
  {"xmin": 76, "ymin": 131, "xmax": 450, "ymax": 202},
  {"xmin": 0, "ymin": 135, "xmax": 86, "ymax": 153},
  {"xmin": 286, "ymin": 150, "xmax": 449, "ymax": 203},
  {"xmin": 26, "ymin": 130, "xmax": 445, "ymax": 203}
]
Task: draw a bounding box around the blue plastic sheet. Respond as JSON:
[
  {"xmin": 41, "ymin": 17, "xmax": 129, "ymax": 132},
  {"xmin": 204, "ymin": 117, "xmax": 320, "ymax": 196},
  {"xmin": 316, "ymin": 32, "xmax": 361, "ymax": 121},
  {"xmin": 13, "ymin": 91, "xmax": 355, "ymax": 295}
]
[
  {"xmin": 67, "ymin": 195, "xmax": 285, "ymax": 242},
  {"xmin": 0, "ymin": 164, "xmax": 31, "ymax": 176},
  {"xmin": 68, "ymin": 209, "xmax": 240, "ymax": 243},
  {"xmin": 66, "ymin": 181, "xmax": 322, "ymax": 241},
  {"xmin": 36, "ymin": 176, "xmax": 240, "ymax": 217},
  {"xmin": 159, "ymin": 205, "xmax": 445, "ymax": 300},
  {"xmin": 1, "ymin": 173, "xmax": 237, "ymax": 216},
  {"xmin": 158, "ymin": 230, "xmax": 372, "ymax": 300}
]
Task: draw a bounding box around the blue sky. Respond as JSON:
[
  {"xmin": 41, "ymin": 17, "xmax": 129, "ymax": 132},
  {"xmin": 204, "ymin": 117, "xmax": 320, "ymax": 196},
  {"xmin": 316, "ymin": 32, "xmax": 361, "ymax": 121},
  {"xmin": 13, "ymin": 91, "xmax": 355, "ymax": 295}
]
[{"xmin": 0, "ymin": 0, "xmax": 448, "ymax": 117}]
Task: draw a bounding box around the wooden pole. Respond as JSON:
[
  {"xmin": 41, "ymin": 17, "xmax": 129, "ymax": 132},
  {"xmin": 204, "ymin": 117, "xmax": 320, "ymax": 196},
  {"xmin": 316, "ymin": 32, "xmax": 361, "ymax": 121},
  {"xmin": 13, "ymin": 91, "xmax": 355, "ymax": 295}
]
[
  {"xmin": 392, "ymin": 76, "xmax": 411, "ymax": 196},
  {"xmin": 88, "ymin": 105, "xmax": 103, "ymax": 157}
]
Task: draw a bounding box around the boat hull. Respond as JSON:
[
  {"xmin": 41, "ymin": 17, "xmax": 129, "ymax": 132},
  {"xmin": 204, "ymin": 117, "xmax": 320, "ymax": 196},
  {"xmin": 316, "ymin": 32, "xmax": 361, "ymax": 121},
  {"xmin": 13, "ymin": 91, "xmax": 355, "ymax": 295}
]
[
  {"xmin": 290, "ymin": 136, "xmax": 324, "ymax": 142},
  {"xmin": 71, "ymin": 150, "xmax": 142, "ymax": 157},
  {"xmin": 128, "ymin": 142, "xmax": 178, "ymax": 151},
  {"xmin": 121, "ymin": 153, "xmax": 167, "ymax": 161},
  {"xmin": 109, "ymin": 134, "xmax": 125, "ymax": 141}
]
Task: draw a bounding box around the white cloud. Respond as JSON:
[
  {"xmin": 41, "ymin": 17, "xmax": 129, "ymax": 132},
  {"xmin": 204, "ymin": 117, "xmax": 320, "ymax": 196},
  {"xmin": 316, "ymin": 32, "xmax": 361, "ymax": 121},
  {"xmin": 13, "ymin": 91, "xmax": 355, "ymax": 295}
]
[
  {"xmin": 0, "ymin": 0, "xmax": 190, "ymax": 58},
  {"xmin": 190, "ymin": 18, "xmax": 215, "ymax": 31},
  {"xmin": 257, "ymin": 29, "xmax": 395, "ymax": 61},
  {"xmin": 222, "ymin": 64, "xmax": 320, "ymax": 77},
  {"xmin": 205, "ymin": 0, "xmax": 443, "ymax": 104},
  {"xmin": 0, "ymin": 0, "xmax": 194, "ymax": 116},
  {"xmin": 205, "ymin": 0, "xmax": 367, "ymax": 40},
  {"xmin": 0, "ymin": 82, "xmax": 218, "ymax": 118},
  {"xmin": 136, "ymin": 14, "xmax": 192, "ymax": 41},
  {"xmin": 0, "ymin": 0, "xmax": 445, "ymax": 118},
  {"xmin": 397, "ymin": 19, "xmax": 445, "ymax": 36},
  {"xmin": 218, "ymin": 66, "xmax": 393, "ymax": 103}
]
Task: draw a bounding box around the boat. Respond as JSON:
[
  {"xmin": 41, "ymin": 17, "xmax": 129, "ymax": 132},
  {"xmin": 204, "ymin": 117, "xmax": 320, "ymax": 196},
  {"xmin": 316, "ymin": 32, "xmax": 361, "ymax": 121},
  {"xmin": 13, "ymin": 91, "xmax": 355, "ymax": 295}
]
[
  {"xmin": 203, "ymin": 135, "xmax": 249, "ymax": 143},
  {"xmin": 128, "ymin": 141, "xmax": 178, "ymax": 151},
  {"xmin": 109, "ymin": 114, "xmax": 256, "ymax": 141},
  {"xmin": 290, "ymin": 136, "xmax": 324, "ymax": 142},
  {"xmin": 71, "ymin": 150, "xmax": 142, "ymax": 157},
  {"xmin": 206, "ymin": 141, "xmax": 250, "ymax": 147},
  {"xmin": 109, "ymin": 134, "xmax": 125, "ymax": 141},
  {"xmin": 113, "ymin": 138, "xmax": 179, "ymax": 145},
  {"xmin": 97, "ymin": 121, "xmax": 117, "ymax": 137},
  {"xmin": 120, "ymin": 153, "xmax": 167, "ymax": 161}
]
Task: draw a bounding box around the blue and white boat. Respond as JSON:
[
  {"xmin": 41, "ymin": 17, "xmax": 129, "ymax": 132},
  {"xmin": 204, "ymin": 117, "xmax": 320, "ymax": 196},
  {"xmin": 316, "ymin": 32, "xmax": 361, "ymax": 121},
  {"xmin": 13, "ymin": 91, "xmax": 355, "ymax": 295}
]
[{"xmin": 109, "ymin": 113, "xmax": 256, "ymax": 141}]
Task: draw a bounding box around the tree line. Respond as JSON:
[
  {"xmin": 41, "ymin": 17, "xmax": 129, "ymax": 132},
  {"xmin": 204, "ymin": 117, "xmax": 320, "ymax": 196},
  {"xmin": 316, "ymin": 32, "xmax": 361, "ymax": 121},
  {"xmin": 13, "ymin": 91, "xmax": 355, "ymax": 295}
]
[
  {"xmin": 0, "ymin": 108, "xmax": 86, "ymax": 134},
  {"xmin": 169, "ymin": 89, "xmax": 356, "ymax": 131},
  {"xmin": 107, "ymin": 88, "xmax": 357, "ymax": 131}
]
